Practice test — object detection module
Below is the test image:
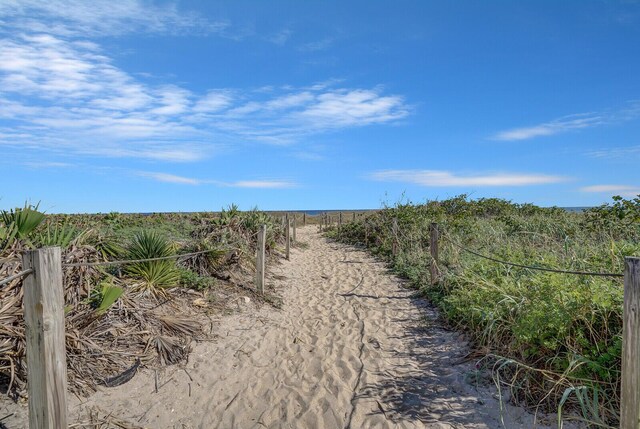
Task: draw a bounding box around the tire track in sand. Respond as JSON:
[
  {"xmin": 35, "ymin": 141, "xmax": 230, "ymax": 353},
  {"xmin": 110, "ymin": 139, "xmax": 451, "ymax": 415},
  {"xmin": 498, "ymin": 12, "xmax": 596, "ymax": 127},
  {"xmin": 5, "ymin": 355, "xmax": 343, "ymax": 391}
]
[{"xmin": 72, "ymin": 226, "xmax": 575, "ymax": 429}]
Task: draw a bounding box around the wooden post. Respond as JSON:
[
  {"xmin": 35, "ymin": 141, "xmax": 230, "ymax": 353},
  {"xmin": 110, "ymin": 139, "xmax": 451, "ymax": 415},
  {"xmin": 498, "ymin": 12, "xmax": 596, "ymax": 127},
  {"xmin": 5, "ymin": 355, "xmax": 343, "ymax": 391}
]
[
  {"xmin": 303, "ymin": 213, "xmax": 306, "ymax": 226},
  {"xmin": 285, "ymin": 215, "xmax": 291, "ymax": 260},
  {"xmin": 22, "ymin": 247, "xmax": 68, "ymax": 429},
  {"xmin": 391, "ymin": 217, "xmax": 399, "ymax": 256},
  {"xmin": 430, "ymin": 223, "xmax": 439, "ymax": 285},
  {"xmin": 622, "ymin": 257, "xmax": 640, "ymax": 428},
  {"xmin": 364, "ymin": 219, "xmax": 369, "ymax": 243},
  {"xmin": 339, "ymin": 212, "xmax": 343, "ymax": 226},
  {"xmin": 255, "ymin": 225, "xmax": 266, "ymax": 294},
  {"xmin": 353, "ymin": 212, "xmax": 356, "ymax": 222},
  {"xmin": 292, "ymin": 216, "xmax": 297, "ymax": 243}
]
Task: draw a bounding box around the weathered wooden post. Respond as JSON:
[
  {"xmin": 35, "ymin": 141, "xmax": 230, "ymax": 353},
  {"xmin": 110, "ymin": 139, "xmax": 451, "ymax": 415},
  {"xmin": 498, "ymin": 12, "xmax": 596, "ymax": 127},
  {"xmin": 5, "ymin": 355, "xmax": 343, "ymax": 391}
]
[
  {"xmin": 392, "ymin": 217, "xmax": 399, "ymax": 256},
  {"xmin": 303, "ymin": 213, "xmax": 306, "ymax": 226},
  {"xmin": 285, "ymin": 215, "xmax": 291, "ymax": 260},
  {"xmin": 430, "ymin": 223, "xmax": 440, "ymax": 285},
  {"xmin": 364, "ymin": 219, "xmax": 369, "ymax": 243},
  {"xmin": 353, "ymin": 212, "xmax": 356, "ymax": 222},
  {"xmin": 339, "ymin": 212, "xmax": 343, "ymax": 226},
  {"xmin": 622, "ymin": 257, "xmax": 640, "ymax": 429},
  {"xmin": 292, "ymin": 216, "xmax": 297, "ymax": 243},
  {"xmin": 22, "ymin": 247, "xmax": 68, "ymax": 429},
  {"xmin": 255, "ymin": 225, "xmax": 266, "ymax": 294}
]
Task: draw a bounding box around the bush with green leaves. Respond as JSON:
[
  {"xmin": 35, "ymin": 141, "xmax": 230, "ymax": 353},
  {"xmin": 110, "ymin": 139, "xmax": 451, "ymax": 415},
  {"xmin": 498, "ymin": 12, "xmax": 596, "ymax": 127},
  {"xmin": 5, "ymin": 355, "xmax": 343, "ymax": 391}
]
[
  {"xmin": 125, "ymin": 230, "xmax": 180, "ymax": 291},
  {"xmin": 330, "ymin": 195, "xmax": 640, "ymax": 426}
]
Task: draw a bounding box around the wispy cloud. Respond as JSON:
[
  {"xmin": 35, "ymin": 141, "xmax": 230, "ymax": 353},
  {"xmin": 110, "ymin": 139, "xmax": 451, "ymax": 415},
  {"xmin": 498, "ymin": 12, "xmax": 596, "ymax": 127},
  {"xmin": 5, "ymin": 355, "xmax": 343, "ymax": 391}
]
[
  {"xmin": 0, "ymin": 32, "xmax": 410, "ymax": 161},
  {"xmin": 138, "ymin": 171, "xmax": 297, "ymax": 188},
  {"xmin": 491, "ymin": 102, "xmax": 640, "ymax": 141},
  {"xmin": 266, "ymin": 28, "xmax": 293, "ymax": 45},
  {"xmin": 370, "ymin": 170, "xmax": 568, "ymax": 187},
  {"xmin": 0, "ymin": 0, "xmax": 228, "ymax": 37},
  {"xmin": 138, "ymin": 172, "xmax": 201, "ymax": 185},
  {"xmin": 491, "ymin": 114, "xmax": 605, "ymax": 141},
  {"xmin": 299, "ymin": 37, "xmax": 334, "ymax": 52},
  {"xmin": 586, "ymin": 145, "xmax": 640, "ymax": 159},
  {"xmin": 22, "ymin": 161, "xmax": 73, "ymax": 169},
  {"xmin": 580, "ymin": 184, "xmax": 640, "ymax": 197},
  {"xmin": 229, "ymin": 180, "xmax": 297, "ymax": 189}
]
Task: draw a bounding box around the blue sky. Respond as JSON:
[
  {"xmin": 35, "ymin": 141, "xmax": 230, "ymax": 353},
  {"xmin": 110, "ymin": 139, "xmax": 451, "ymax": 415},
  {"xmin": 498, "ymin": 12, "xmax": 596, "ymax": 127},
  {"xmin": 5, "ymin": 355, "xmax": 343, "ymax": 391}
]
[{"xmin": 1, "ymin": 0, "xmax": 639, "ymax": 213}]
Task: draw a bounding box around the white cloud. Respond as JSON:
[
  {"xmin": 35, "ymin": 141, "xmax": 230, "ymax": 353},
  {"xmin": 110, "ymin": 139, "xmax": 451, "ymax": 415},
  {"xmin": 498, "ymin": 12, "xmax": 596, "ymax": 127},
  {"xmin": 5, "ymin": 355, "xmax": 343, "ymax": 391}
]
[
  {"xmin": 138, "ymin": 172, "xmax": 201, "ymax": 185},
  {"xmin": 150, "ymin": 86, "xmax": 192, "ymax": 116},
  {"xmin": 491, "ymin": 102, "xmax": 640, "ymax": 141},
  {"xmin": 297, "ymin": 89, "xmax": 409, "ymax": 128},
  {"xmin": 299, "ymin": 38, "xmax": 334, "ymax": 52},
  {"xmin": 580, "ymin": 185, "xmax": 640, "ymax": 197},
  {"xmin": 230, "ymin": 180, "xmax": 297, "ymax": 189},
  {"xmin": 491, "ymin": 114, "xmax": 604, "ymax": 141},
  {"xmin": 23, "ymin": 161, "xmax": 72, "ymax": 169},
  {"xmin": 370, "ymin": 170, "xmax": 567, "ymax": 187},
  {"xmin": 137, "ymin": 172, "xmax": 297, "ymax": 188},
  {"xmin": 266, "ymin": 29, "xmax": 293, "ymax": 45},
  {"xmin": 586, "ymin": 145, "xmax": 640, "ymax": 159},
  {"xmin": 0, "ymin": 31, "xmax": 410, "ymax": 162},
  {"xmin": 193, "ymin": 91, "xmax": 234, "ymax": 113},
  {"xmin": 0, "ymin": 0, "xmax": 228, "ymax": 37}
]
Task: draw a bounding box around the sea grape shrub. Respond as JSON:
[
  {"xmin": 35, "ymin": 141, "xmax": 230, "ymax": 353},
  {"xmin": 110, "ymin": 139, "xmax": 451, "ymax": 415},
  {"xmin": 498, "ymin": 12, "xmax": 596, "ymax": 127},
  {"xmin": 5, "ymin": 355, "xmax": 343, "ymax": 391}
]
[
  {"xmin": 582, "ymin": 195, "xmax": 640, "ymax": 240},
  {"xmin": 329, "ymin": 195, "xmax": 632, "ymax": 424}
]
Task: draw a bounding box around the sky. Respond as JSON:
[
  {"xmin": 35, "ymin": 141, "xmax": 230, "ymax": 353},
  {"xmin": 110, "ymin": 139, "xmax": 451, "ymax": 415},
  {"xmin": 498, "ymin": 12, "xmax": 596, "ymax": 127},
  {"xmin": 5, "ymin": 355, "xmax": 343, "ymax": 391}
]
[{"xmin": 1, "ymin": 0, "xmax": 639, "ymax": 213}]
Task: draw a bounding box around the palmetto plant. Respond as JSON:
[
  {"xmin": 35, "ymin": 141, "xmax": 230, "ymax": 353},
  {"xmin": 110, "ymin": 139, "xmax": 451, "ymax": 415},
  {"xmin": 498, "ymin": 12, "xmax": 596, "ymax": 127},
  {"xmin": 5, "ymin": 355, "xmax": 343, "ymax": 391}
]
[
  {"xmin": 0, "ymin": 222, "xmax": 17, "ymax": 251},
  {"xmin": 89, "ymin": 282, "xmax": 125, "ymax": 315},
  {"xmin": 125, "ymin": 230, "xmax": 180, "ymax": 291},
  {"xmin": 34, "ymin": 220, "xmax": 81, "ymax": 249},
  {"xmin": 0, "ymin": 203, "xmax": 46, "ymax": 240}
]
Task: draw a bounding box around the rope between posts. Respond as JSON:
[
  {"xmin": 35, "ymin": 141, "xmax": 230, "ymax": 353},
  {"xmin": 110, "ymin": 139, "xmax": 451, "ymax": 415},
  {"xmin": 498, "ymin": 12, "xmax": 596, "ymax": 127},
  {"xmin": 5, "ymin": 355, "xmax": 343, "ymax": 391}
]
[
  {"xmin": 0, "ymin": 269, "xmax": 34, "ymax": 287},
  {"xmin": 63, "ymin": 249, "xmax": 227, "ymax": 268},
  {"xmin": 439, "ymin": 231, "xmax": 623, "ymax": 278}
]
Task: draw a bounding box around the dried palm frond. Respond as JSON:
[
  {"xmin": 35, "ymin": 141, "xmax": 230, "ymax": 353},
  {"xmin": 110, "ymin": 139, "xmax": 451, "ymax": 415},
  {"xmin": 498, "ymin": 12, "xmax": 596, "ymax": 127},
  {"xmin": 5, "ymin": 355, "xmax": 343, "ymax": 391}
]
[
  {"xmin": 156, "ymin": 314, "xmax": 201, "ymax": 337},
  {"xmin": 71, "ymin": 406, "xmax": 144, "ymax": 429},
  {"xmin": 154, "ymin": 335, "xmax": 189, "ymax": 365}
]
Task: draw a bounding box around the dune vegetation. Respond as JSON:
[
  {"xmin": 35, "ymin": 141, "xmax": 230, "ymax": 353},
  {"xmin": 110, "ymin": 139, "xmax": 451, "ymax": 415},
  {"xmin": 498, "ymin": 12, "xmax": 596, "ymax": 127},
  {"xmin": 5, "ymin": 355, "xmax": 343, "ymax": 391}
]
[
  {"xmin": 0, "ymin": 204, "xmax": 286, "ymax": 396},
  {"xmin": 329, "ymin": 195, "xmax": 640, "ymax": 427}
]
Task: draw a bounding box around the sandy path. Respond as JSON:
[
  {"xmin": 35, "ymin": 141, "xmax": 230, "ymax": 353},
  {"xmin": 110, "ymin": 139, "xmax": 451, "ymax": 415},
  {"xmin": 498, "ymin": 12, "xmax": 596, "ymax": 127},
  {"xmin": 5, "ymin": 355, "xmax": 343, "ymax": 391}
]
[{"xmin": 70, "ymin": 226, "xmax": 566, "ymax": 428}]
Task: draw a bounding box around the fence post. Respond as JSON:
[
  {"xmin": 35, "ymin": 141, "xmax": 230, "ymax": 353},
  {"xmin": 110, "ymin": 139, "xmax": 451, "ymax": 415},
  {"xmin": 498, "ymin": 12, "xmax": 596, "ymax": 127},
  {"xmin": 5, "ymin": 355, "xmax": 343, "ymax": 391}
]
[
  {"xmin": 622, "ymin": 257, "xmax": 640, "ymax": 428},
  {"xmin": 339, "ymin": 212, "xmax": 343, "ymax": 226},
  {"xmin": 430, "ymin": 223, "xmax": 440, "ymax": 285},
  {"xmin": 303, "ymin": 213, "xmax": 306, "ymax": 226},
  {"xmin": 22, "ymin": 247, "xmax": 68, "ymax": 429},
  {"xmin": 256, "ymin": 225, "xmax": 266, "ymax": 294},
  {"xmin": 364, "ymin": 219, "xmax": 369, "ymax": 243},
  {"xmin": 292, "ymin": 216, "xmax": 297, "ymax": 243},
  {"xmin": 392, "ymin": 218, "xmax": 399, "ymax": 256},
  {"xmin": 285, "ymin": 215, "xmax": 291, "ymax": 260}
]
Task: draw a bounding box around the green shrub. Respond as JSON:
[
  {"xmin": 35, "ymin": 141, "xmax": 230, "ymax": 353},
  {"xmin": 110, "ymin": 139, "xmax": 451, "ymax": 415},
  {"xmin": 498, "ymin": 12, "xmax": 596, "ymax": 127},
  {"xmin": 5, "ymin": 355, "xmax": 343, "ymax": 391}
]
[
  {"xmin": 330, "ymin": 195, "xmax": 639, "ymax": 425},
  {"xmin": 125, "ymin": 230, "xmax": 180, "ymax": 291}
]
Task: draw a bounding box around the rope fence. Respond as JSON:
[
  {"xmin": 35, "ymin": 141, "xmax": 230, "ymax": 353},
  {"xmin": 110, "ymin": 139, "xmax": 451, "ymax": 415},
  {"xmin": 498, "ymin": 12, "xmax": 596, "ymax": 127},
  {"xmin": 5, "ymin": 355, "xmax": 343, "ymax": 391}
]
[
  {"xmin": 0, "ymin": 220, "xmax": 291, "ymax": 428},
  {"xmin": 62, "ymin": 249, "xmax": 223, "ymax": 268},
  {"xmin": 338, "ymin": 215, "xmax": 639, "ymax": 428},
  {"xmin": 0, "ymin": 268, "xmax": 34, "ymax": 287},
  {"xmin": 439, "ymin": 230, "xmax": 624, "ymax": 278}
]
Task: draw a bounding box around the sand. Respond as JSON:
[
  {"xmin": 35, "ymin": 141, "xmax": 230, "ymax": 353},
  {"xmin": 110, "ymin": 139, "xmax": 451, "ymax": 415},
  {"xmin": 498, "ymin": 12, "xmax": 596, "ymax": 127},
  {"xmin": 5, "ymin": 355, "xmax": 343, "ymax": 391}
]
[{"xmin": 3, "ymin": 226, "xmax": 578, "ymax": 428}]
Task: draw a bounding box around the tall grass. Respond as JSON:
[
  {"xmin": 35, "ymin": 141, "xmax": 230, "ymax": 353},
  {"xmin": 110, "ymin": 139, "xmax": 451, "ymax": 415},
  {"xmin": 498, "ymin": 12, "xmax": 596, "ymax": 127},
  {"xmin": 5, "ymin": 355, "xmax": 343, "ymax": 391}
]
[{"xmin": 330, "ymin": 195, "xmax": 640, "ymax": 426}]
